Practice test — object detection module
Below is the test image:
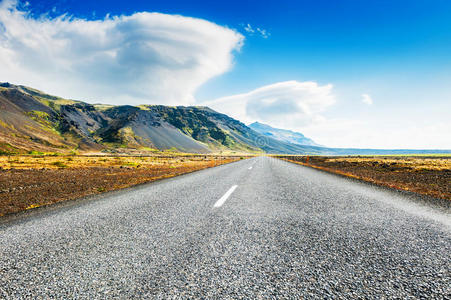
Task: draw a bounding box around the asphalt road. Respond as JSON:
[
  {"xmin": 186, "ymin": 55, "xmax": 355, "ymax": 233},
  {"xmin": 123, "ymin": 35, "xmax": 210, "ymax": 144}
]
[{"xmin": 1, "ymin": 156, "xmax": 450, "ymax": 298}]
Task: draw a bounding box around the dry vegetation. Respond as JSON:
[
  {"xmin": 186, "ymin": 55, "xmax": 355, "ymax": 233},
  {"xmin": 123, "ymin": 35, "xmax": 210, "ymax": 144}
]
[
  {"xmin": 0, "ymin": 154, "xmax": 246, "ymax": 216},
  {"xmin": 277, "ymin": 155, "xmax": 451, "ymax": 202}
]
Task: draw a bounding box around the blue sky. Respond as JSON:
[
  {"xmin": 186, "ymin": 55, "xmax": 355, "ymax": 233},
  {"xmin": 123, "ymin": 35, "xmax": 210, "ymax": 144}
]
[{"xmin": 1, "ymin": 0, "xmax": 450, "ymax": 149}]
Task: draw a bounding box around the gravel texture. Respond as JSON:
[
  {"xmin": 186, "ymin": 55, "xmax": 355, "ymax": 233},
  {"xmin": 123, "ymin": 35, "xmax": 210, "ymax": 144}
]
[
  {"xmin": 277, "ymin": 155, "xmax": 451, "ymax": 201},
  {"xmin": 0, "ymin": 156, "xmax": 450, "ymax": 298},
  {"xmin": 0, "ymin": 155, "xmax": 239, "ymax": 216}
]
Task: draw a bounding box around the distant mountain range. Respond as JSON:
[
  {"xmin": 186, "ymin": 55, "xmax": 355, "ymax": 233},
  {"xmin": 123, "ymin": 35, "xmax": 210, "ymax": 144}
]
[
  {"xmin": 249, "ymin": 122, "xmax": 321, "ymax": 147},
  {"xmin": 0, "ymin": 82, "xmax": 449, "ymax": 155}
]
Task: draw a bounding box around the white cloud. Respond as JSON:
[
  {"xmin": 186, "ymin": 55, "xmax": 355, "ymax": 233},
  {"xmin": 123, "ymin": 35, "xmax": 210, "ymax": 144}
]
[
  {"xmin": 256, "ymin": 28, "xmax": 270, "ymax": 39},
  {"xmin": 243, "ymin": 23, "xmax": 254, "ymax": 34},
  {"xmin": 361, "ymin": 93, "xmax": 373, "ymax": 105},
  {"xmin": 242, "ymin": 23, "xmax": 270, "ymax": 38},
  {"xmin": 0, "ymin": 0, "xmax": 243, "ymax": 105},
  {"xmin": 204, "ymin": 80, "xmax": 335, "ymax": 129}
]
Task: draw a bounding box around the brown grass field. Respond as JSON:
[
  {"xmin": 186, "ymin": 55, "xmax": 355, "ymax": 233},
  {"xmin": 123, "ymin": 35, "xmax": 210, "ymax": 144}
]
[
  {"xmin": 277, "ymin": 155, "xmax": 451, "ymax": 202},
  {"xmin": 0, "ymin": 154, "xmax": 246, "ymax": 217}
]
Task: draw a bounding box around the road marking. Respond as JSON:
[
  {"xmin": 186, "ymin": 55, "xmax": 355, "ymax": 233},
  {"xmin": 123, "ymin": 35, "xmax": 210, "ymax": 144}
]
[
  {"xmin": 214, "ymin": 185, "xmax": 238, "ymax": 208},
  {"xmin": 248, "ymin": 166, "xmax": 253, "ymax": 170}
]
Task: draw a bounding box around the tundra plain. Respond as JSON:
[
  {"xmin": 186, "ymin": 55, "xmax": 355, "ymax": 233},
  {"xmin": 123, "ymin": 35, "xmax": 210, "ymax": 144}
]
[{"xmin": 0, "ymin": 153, "xmax": 245, "ymax": 217}]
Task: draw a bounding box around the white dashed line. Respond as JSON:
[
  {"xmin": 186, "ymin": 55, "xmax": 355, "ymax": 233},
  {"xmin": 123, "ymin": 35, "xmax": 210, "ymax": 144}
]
[
  {"xmin": 213, "ymin": 185, "xmax": 238, "ymax": 208},
  {"xmin": 248, "ymin": 166, "xmax": 253, "ymax": 170}
]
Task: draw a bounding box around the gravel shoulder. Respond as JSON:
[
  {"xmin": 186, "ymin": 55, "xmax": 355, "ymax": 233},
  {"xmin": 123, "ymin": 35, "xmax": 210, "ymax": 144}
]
[
  {"xmin": 276, "ymin": 155, "xmax": 451, "ymax": 203},
  {"xmin": 0, "ymin": 155, "xmax": 243, "ymax": 217}
]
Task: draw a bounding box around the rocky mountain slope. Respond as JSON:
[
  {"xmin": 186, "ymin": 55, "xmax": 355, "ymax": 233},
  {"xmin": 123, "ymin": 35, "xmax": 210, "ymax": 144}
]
[
  {"xmin": 249, "ymin": 122, "xmax": 321, "ymax": 147},
  {"xmin": 0, "ymin": 83, "xmax": 322, "ymax": 154}
]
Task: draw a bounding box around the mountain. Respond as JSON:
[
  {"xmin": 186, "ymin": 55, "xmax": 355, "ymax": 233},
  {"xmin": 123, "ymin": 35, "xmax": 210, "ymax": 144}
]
[
  {"xmin": 1, "ymin": 82, "xmax": 450, "ymax": 155},
  {"xmin": 0, "ymin": 82, "xmax": 323, "ymax": 154},
  {"xmin": 249, "ymin": 122, "xmax": 321, "ymax": 147}
]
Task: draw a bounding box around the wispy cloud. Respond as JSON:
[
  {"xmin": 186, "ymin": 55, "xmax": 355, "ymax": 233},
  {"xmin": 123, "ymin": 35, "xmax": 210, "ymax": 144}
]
[
  {"xmin": 243, "ymin": 23, "xmax": 254, "ymax": 34},
  {"xmin": 243, "ymin": 23, "xmax": 270, "ymax": 39},
  {"xmin": 204, "ymin": 80, "xmax": 335, "ymax": 129},
  {"xmin": 361, "ymin": 93, "xmax": 373, "ymax": 105},
  {"xmin": 0, "ymin": 0, "xmax": 244, "ymax": 105}
]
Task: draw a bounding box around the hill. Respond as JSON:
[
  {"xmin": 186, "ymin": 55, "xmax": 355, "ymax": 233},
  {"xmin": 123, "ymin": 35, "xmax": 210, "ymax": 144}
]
[
  {"xmin": 249, "ymin": 122, "xmax": 321, "ymax": 147},
  {"xmin": 0, "ymin": 83, "xmax": 321, "ymax": 154}
]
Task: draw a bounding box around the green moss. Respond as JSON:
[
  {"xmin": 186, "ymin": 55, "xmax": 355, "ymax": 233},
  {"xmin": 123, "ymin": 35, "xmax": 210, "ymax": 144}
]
[
  {"xmin": 93, "ymin": 104, "xmax": 115, "ymax": 111},
  {"xmin": 36, "ymin": 97, "xmax": 79, "ymax": 112},
  {"xmin": 163, "ymin": 147, "xmax": 179, "ymax": 153},
  {"xmin": 140, "ymin": 147, "xmax": 159, "ymax": 152},
  {"xmin": 27, "ymin": 110, "xmax": 50, "ymax": 119},
  {"xmin": 0, "ymin": 119, "xmax": 12, "ymax": 129},
  {"xmin": 137, "ymin": 105, "xmax": 151, "ymax": 111},
  {"xmin": 0, "ymin": 143, "xmax": 19, "ymax": 155},
  {"xmin": 19, "ymin": 86, "xmax": 60, "ymax": 100},
  {"xmin": 28, "ymin": 150, "xmax": 45, "ymax": 155},
  {"xmin": 26, "ymin": 111, "xmax": 61, "ymax": 135},
  {"xmin": 52, "ymin": 161, "xmax": 68, "ymax": 168}
]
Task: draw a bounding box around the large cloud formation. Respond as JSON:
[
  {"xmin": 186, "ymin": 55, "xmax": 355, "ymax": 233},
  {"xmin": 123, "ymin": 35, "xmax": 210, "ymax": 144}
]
[
  {"xmin": 205, "ymin": 80, "xmax": 335, "ymax": 128},
  {"xmin": 0, "ymin": 0, "xmax": 243, "ymax": 104}
]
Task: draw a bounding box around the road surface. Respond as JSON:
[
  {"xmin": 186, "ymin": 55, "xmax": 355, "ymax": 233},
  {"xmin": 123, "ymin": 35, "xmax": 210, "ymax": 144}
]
[{"xmin": 1, "ymin": 157, "xmax": 450, "ymax": 298}]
